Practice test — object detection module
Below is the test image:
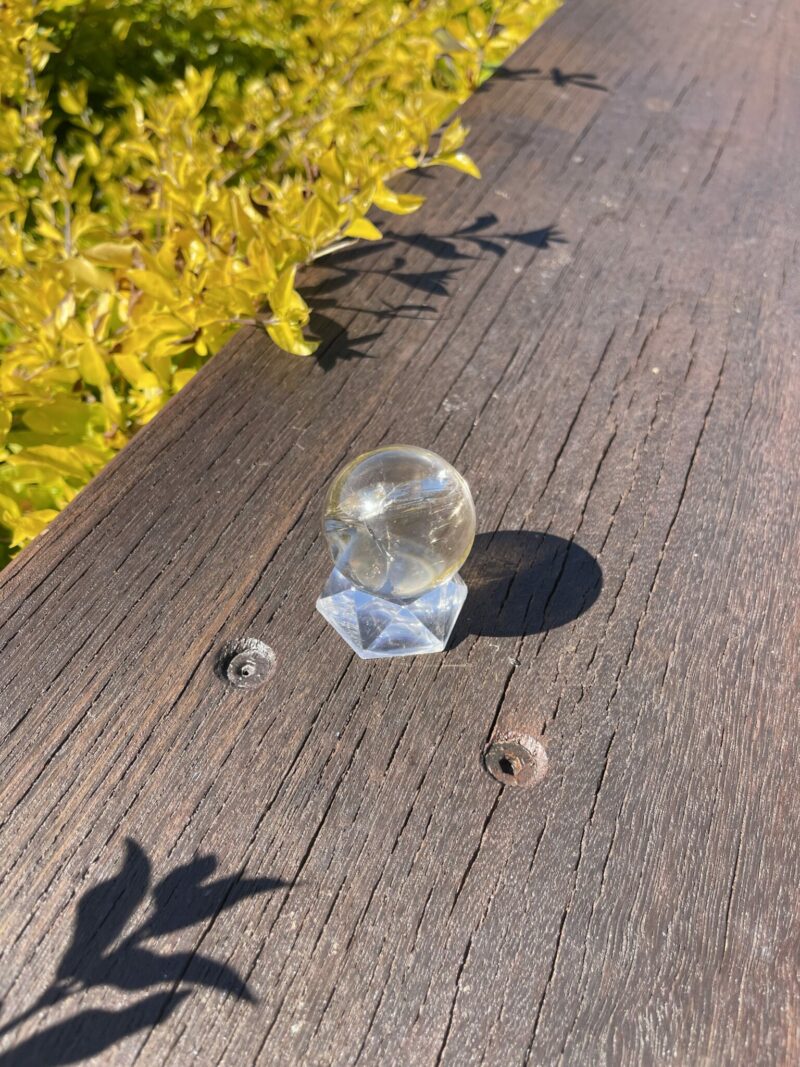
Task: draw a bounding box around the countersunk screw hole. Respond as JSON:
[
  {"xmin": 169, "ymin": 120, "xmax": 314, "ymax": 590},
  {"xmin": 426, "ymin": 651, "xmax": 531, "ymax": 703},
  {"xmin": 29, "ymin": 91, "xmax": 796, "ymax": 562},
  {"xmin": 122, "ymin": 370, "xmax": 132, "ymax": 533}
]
[
  {"xmin": 483, "ymin": 735, "xmax": 548, "ymax": 789},
  {"xmin": 216, "ymin": 638, "xmax": 276, "ymax": 690}
]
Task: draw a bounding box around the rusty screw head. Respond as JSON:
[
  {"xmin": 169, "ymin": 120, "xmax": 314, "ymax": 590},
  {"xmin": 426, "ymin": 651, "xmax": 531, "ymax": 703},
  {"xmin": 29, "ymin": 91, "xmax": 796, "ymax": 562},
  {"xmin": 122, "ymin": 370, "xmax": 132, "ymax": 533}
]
[
  {"xmin": 483, "ymin": 733, "xmax": 548, "ymax": 788},
  {"xmin": 218, "ymin": 638, "xmax": 276, "ymax": 690}
]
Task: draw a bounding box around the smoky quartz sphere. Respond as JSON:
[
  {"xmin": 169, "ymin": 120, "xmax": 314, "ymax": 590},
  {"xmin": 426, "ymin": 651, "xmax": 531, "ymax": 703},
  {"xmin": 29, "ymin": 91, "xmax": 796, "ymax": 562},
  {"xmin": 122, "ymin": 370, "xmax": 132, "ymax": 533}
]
[{"xmin": 323, "ymin": 445, "xmax": 476, "ymax": 600}]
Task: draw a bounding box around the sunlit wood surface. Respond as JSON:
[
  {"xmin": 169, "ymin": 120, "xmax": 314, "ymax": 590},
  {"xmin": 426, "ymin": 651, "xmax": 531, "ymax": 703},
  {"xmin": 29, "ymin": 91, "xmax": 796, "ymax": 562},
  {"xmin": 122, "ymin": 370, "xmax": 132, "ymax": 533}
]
[{"xmin": 1, "ymin": 0, "xmax": 798, "ymax": 1062}]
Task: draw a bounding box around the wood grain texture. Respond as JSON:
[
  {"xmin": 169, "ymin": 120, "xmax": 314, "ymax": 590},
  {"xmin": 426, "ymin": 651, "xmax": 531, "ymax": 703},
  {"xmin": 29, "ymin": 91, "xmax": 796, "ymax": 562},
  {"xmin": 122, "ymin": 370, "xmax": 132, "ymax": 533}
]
[{"xmin": 1, "ymin": 0, "xmax": 799, "ymax": 1063}]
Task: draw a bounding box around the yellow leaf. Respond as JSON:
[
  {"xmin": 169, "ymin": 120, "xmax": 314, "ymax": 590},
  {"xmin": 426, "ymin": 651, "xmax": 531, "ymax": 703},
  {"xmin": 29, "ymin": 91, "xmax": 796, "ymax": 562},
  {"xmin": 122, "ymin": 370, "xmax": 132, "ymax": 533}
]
[
  {"xmin": 0, "ymin": 406, "xmax": 11, "ymax": 447},
  {"xmin": 22, "ymin": 396, "xmax": 96, "ymax": 436},
  {"xmin": 173, "ymin": 368, "xmax": 198, "ymax": 391},
  {"xmin": 432, "ymin": 151, "xmax": 481, "ymax": 178},
  {"xmin": 439, "ymin": 118, "xmax": 468, "ymax": 155},
  {"xmin": 344, "ymin": 217, "xmax": 383, "ymax": 241},
  {"xmin": 37, "ymin": 218, "xmax": 65, "ymax": 243},
  {"xmin": 0, "ymin": 492, "xmax": 21, "ymax": 522},
  {"xmin": 267, "ymin": 321, "xmax": 319, "ymax": 356},
  {"xmin": 20, "ymin": 144, "xmax": 41, "ymax": 174},
  {"xmin": 468, "ymin": 7, "xmax": 489, "ymax": 36},
  {"xmin": 9, "ymin": 511, "xmax": 61, "ymax": 549},
  {"xmin": 372, "ymin": 182, "xmax": 425, "ymax": 215},
  {"xmin": 58, "ymin": 84, "xmax": 87, "ymax": 116},
  {"xmin": 145, "ymin": 351, "xmax": 174, "ymax": 384},
  {"xmin": 100, "ymin": 383, "xmax": 122, "ymax": 422},
  {"xmin": 79, "ymin": 343, "xmax": 110, "ymax": 387},
  {"xmin": 85, "ymin": 242, "xmax": 136, "ymax": 268},
  {"xmin": 318, "ymin": 147, "xmax": 345, "ymax": 182},
  {"xmin": 114, "ymin": 354, "xmax": 157, "ymax": 389},
  {"xmin": 128, "ymin": 270, "xmax": 176, "ymax": 303},
  {"xmin": 65, "ymin": 258, "xmax": 114, "ymax": 292},
  {"xmin": 54, "ymin": 292, "xmax": 76, "ymax": 330},
  {"xmin": 9, "ymin": 445, "xmax": 102, "ymax": 480},
  {"xmin": 270, "ymin": 266, "xmax": 299, "ymax": 317}
]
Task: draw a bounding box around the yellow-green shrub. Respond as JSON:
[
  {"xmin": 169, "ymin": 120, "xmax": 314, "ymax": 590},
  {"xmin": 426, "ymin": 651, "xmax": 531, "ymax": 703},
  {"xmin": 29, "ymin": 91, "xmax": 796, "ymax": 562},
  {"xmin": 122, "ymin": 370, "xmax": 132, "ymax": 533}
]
[{"xmin": 0, "ymin": 0, "xmax": 560, "ymax": 565}]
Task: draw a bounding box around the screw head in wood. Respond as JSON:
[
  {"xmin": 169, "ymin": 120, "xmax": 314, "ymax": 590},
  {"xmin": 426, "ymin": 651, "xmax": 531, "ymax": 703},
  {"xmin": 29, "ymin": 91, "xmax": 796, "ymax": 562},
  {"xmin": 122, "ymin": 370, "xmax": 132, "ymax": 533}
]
[
  {"xmin": 483, "ymin": 733, "xmax": 548, "ymax": 788},
  {"xmin": 218, "ymin": 638, "xmax": 276, "ymax": 690}
]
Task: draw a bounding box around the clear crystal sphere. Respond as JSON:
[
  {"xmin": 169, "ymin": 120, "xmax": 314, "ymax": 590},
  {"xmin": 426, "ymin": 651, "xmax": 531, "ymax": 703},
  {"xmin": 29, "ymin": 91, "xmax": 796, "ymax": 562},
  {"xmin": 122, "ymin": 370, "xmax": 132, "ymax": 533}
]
[{"xmin": 323, "ymin": 445, "xmax": 476, "ymax": 599}]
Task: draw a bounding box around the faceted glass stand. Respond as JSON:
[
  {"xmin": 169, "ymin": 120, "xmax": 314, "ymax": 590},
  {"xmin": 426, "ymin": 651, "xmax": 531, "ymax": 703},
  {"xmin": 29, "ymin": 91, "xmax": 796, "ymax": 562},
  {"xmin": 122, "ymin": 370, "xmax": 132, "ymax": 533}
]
[{"xmin": 317, "ymin": 567, "xmax": 467, "ymax": 659}]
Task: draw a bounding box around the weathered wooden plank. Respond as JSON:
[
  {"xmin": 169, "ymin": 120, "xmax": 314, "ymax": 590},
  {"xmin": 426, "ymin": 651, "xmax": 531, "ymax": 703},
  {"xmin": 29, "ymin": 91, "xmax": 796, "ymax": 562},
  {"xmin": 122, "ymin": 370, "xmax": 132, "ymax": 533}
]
[{"xmin": 1, "ymin": 0, "xmax": 799, "ymax": 1063}]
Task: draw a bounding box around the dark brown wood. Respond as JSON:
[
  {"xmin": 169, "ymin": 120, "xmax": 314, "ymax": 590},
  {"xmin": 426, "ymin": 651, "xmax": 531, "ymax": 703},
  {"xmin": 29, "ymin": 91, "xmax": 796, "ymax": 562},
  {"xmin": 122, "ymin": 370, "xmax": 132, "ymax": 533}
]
[{"xmin": 2, "ymin": 0, "xmax": 799, "ymax": 1062}]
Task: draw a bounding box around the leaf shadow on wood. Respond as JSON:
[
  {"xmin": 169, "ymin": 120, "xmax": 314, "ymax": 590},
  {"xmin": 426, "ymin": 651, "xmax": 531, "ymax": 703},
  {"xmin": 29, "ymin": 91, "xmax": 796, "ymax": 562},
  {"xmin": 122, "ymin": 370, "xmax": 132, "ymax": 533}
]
[
  {"xmin": 306, "ymin": 214, "xmax": 566, "ymax": 369},
  {"xmin": 450, "ymin": 530, "xmax": 602, "ymax": 647},
  {"xmin": 478, "ymin": 66, "xmax": 608, "ymax": 92},
  {"xmin": 548, "ymin": 67, "xmax": 608, "ymax": 92},
  {"xmin": 479, "ymin": 65, "xmax": 542, "ymax": 85},
  {"xmin": 0, "ymin": 839, "xmax": 289, "ymax": 1066}
]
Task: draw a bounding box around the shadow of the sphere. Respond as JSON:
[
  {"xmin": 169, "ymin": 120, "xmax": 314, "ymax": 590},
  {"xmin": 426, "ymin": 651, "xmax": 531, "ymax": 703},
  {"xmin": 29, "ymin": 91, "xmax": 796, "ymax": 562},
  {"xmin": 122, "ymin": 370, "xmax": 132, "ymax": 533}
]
[{"xmin": 450, "ymin": 530, "xmax": 602, "ymax": 647}]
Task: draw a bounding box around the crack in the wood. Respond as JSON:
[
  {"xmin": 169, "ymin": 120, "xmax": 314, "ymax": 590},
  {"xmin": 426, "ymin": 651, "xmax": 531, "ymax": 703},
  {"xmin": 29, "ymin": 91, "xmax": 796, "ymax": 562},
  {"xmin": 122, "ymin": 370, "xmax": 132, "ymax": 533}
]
[
  {"xmin": 448, "ymin": 791, "xmax": 502, "ymax": 921},
  {"xmin": 700, "ymin": 93, "xmax": 747, "ymax": 188},
  {"xmin": 433, "ymin": 860, "xmax": 507, "ymax": 1067},
  {"xmin": 525, "ymin": 729, "xmax": 616, "ymax": 1059}
]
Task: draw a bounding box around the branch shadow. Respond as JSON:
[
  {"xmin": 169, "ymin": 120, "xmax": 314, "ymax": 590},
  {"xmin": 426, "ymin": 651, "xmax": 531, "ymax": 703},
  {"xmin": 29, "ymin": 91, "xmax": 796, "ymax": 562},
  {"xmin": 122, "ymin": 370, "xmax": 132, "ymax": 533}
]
[
  {"xmin": 450, "ymin": 530, "xmax": 602, "ymax": 647},
  {"xmin": 306, "ymin": 214, "xmax": 566, "ymax": 369},
  {"xmin": 0, "ymin": 839, "xmax": 289, "ymax": 1066}
]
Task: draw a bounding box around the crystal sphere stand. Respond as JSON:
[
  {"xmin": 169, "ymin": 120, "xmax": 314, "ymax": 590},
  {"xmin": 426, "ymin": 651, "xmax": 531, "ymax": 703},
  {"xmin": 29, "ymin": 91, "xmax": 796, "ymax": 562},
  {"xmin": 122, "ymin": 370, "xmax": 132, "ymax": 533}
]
[
  {"xmin": 316, "ymin": 445, "xmax": 475, "ymax": 659},
  {"xmin": 317, "ymin": 567, "xmax": 468, "ymax": 659}
]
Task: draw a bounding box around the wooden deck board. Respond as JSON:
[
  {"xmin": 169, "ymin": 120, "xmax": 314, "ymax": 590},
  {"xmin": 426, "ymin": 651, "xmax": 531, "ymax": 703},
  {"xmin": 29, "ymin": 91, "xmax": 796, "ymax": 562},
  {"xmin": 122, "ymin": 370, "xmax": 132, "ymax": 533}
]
[{"xmin": 1, "ymin": 0, "xmax": 799, "ymax": 1063}]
